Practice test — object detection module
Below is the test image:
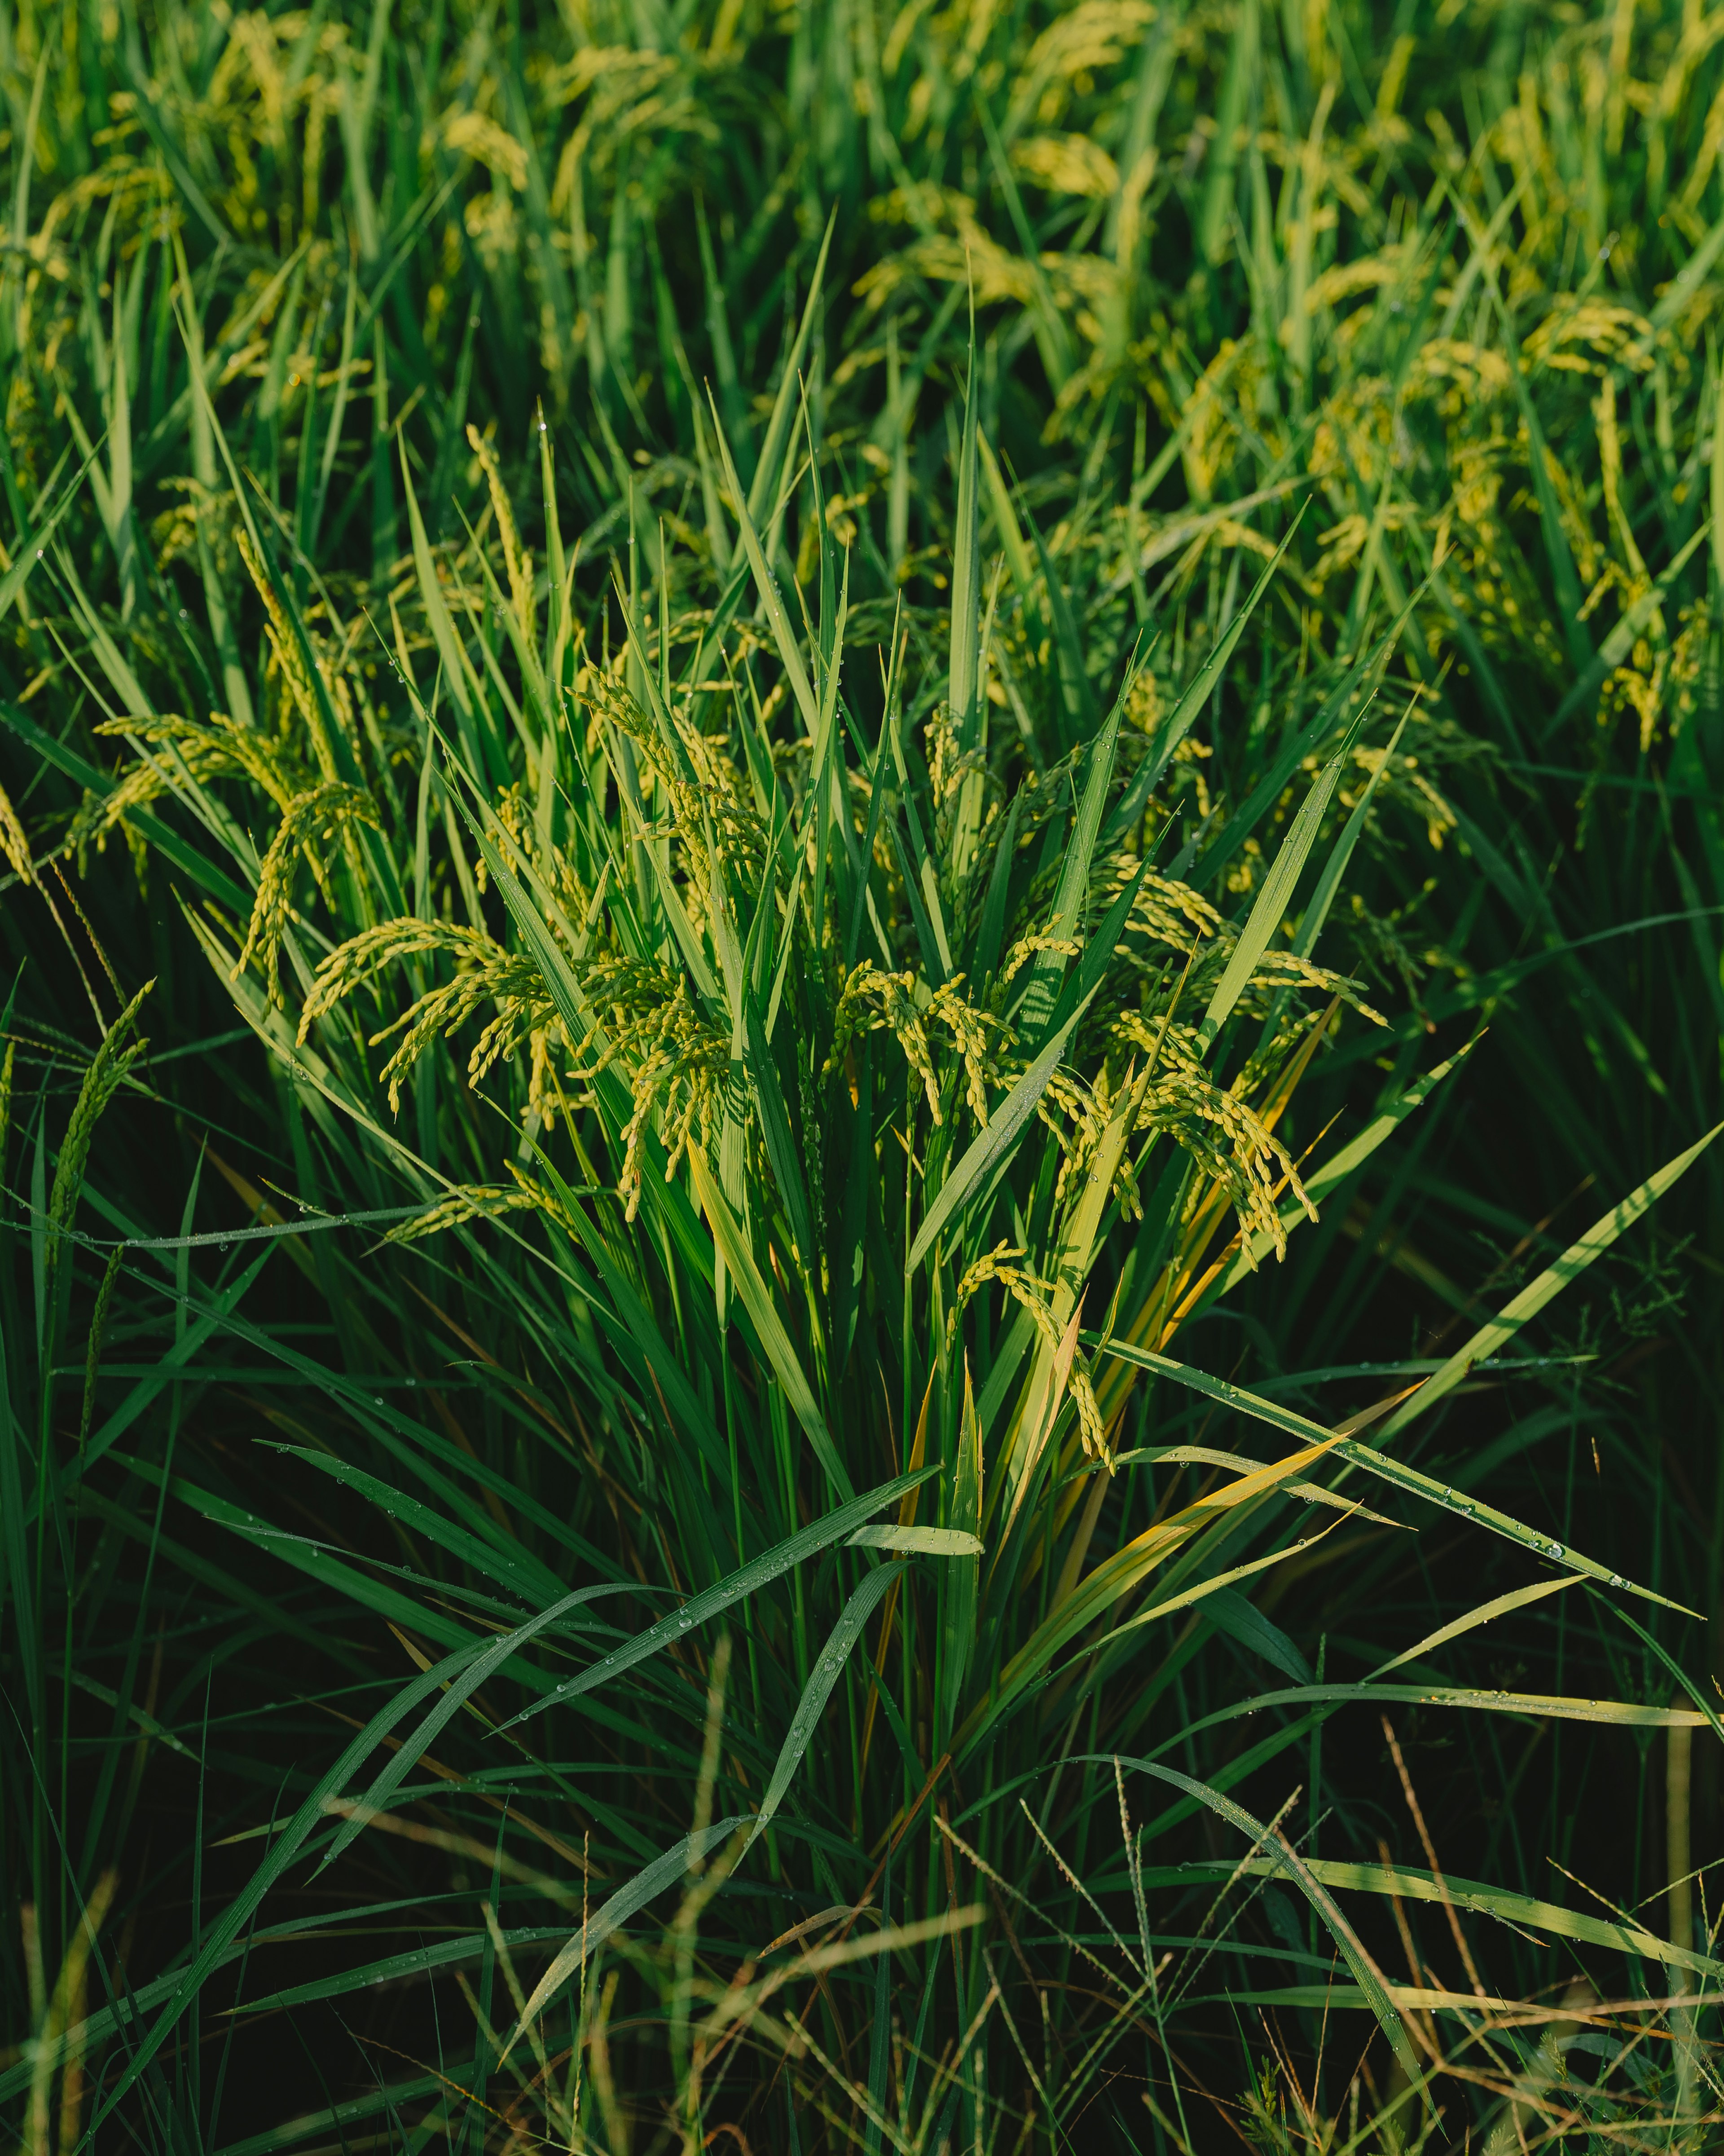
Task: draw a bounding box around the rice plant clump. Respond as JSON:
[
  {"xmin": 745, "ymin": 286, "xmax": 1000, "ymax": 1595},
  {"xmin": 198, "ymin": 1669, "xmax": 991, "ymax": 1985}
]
[{"xmin": 7, "ymin": 0, "xmax": 1724, "ymax": 2148}]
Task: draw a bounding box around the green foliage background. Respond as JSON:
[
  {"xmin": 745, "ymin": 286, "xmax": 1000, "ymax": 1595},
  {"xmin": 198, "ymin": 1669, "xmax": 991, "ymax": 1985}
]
[{"xmin": 5, "ymin": 0, "xmax": 1724, "ymax": 2148}]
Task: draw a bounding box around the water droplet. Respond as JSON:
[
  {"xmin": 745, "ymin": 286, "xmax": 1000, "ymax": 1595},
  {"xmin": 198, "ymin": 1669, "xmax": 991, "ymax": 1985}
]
[
  {"xmin": 1610, "ymin": 1574, "xmax": 1623, "ymax": 1588},
  {"xmin": 374, "ymin": 1395, "xmax": 384, "ymax": 1406},
  {"xmin": 219, "ymin": 1240, "xmax": 229, "ymax": 1253},
  {"xmin": 1549, "ymin": 1542, "xmax": 1564, "ymax": 1560},
  {"xmin": 677, "ymin": 1615, "xmax": 691, "ymax": 1630}
]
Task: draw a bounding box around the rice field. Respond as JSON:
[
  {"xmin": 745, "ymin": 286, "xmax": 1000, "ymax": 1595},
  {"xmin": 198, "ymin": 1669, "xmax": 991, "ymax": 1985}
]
[{"xmin": 4, "ymin": 0, "xmax": 1724, "ymax": 2147}]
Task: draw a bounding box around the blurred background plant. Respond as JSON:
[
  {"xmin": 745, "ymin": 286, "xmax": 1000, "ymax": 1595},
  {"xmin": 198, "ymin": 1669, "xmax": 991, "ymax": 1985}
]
[{"xmin": 5, "ymin": 0, "xmax": 1724, "ymax": 2147}]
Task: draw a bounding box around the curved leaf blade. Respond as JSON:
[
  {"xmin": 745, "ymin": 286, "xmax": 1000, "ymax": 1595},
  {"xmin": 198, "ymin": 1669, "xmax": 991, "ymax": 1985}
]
[
  {"xmin": 497, "ymin": 1464, "xmax": 937, "ymax": 1733},
  {"xmin": 744, "ymin": 1560, "xmax": 907, "ymax": 1854},
  {"xmin": 1379, "ymin": 1121, "xmax": 1724, "ymax": 1437},
  {"xmin": 1098, "ymin": 1756, "xmax": 1425, "ymax": 2099},
  {"xmin": 321, "ymin": 1580, "xmax": 632, "ymax": 1870},
  {"xmin": 849, "ymin": 1526, "xmax": 984, "ymax": 1556},
  {"xmin": 1094, "ymin": 1341, "xmax": 1685, "ymax": 1610},
  {"xmin": 501, "ymin": 1817, "xmax": 744, "ymax": 2058},
  {"xmin": 1173, "ymin": 1853, "xmax": 1724, "ymax": 1984}
]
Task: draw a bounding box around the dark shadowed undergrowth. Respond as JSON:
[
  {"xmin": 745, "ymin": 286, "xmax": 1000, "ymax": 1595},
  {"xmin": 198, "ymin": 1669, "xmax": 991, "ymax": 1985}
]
[{"xmin": 6, "ymin": 0, "xmax": 1724, "ymax": 2149}]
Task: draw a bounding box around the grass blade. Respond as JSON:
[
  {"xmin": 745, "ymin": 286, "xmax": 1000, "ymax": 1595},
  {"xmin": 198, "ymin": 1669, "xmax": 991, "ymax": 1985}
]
[
  {"xmin": 743, "ymin": 1561, "xmax": 907, "ymax": 1853},
  {"xmin": 687, "ymin": 1141, "xmax": 849, "ymax": 1498},
  {"xmin": 501, "ymin": 1817, "xmax": 746, "ymax": 2055},
  {"xmin": 1379, "ymin": 1121, "xmax": 1724, "ymax": 1436},
  {"xmin": 497, "ymin": 1465, "xmax": 937, "ymax": 1733},
  {"xmin": 1197, "ymin": 741, "xmax": 1352, "ymax": 1050}
]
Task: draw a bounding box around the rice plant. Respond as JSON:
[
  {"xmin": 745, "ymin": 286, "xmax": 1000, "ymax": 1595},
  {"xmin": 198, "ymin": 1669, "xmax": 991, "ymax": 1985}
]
[
  {"xmin": 4, "ymin": 336, "xmax": 1718, "ymax": 2147},
  {"xmin": 6, "ymin": 0, "xmax": 1724, "ymax": 2147}
]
